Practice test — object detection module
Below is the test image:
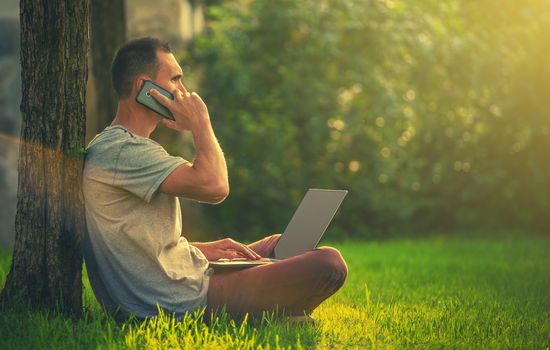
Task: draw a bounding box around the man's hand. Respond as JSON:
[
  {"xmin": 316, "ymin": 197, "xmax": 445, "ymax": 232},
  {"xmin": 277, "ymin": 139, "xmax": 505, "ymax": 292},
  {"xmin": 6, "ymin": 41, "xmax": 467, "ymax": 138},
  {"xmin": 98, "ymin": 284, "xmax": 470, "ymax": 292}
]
[
  {"xmin": 149, "ymin": 87, "xmax": 209, "ymax": 132},
  {"xmin": 191, "ymin": 238, "xmax": 262, "ymax": 261}
]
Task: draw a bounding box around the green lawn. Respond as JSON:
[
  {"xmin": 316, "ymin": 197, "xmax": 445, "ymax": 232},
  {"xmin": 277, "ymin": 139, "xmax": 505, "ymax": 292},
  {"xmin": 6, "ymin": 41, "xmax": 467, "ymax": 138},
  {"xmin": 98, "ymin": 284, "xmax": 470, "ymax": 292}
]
[{"xmin": 1, "ymin": 234, "xmax": 549, "ymax": 349}]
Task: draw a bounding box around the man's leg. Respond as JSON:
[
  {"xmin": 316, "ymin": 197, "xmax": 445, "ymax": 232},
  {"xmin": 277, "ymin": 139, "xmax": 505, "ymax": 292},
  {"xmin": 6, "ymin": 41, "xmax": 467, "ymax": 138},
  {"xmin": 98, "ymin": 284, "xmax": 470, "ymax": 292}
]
[{"xmin": 205, "ymin": 234, "xmax": 348, "ymax": 321}]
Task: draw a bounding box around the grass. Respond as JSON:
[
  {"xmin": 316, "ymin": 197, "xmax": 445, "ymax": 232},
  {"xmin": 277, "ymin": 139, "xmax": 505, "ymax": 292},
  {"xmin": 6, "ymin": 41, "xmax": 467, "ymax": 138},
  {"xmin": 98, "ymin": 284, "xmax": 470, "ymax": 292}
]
[{"xmin": 1, "ymin": 233, "xmax": 549, "ymax": 349}]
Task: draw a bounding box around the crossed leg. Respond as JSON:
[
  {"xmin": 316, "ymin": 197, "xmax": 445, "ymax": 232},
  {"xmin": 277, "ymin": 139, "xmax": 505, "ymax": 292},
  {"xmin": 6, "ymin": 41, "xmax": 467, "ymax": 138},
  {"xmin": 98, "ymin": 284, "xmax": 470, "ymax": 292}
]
[{"xmin": 205, "ymin": 234, "xmax": 348, "ymax": 321}]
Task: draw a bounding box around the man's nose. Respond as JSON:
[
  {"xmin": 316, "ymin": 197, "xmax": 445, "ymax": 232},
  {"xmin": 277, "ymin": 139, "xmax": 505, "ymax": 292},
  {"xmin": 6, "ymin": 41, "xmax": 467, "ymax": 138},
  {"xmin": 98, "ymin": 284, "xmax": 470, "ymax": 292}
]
[{"xmin": 177, "ymin": 81, "xmax": 188, "ymax": 95}]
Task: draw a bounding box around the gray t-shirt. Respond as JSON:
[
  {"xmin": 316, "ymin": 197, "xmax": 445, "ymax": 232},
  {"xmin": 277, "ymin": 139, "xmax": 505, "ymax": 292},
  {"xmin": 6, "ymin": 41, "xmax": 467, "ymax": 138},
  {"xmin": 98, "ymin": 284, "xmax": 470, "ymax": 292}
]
[{"xmin": 82, "ymin": 125, "xmax": 213, "ymax": 319}]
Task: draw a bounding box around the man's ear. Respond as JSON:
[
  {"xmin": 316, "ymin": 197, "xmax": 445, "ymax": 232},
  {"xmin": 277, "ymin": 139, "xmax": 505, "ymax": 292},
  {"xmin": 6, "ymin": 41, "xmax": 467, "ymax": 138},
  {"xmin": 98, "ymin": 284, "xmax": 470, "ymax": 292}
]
[{"xmin": 133, "ymin": 75, "xmax": 151, "ymax": 96}]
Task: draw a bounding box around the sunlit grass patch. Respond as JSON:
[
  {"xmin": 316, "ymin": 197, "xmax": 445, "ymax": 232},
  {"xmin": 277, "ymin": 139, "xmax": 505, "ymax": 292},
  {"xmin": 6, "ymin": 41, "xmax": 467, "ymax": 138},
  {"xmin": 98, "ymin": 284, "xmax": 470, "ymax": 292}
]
[{"xmin": 1, "ymin": 234, "xmax": 549, "ymax": 349}]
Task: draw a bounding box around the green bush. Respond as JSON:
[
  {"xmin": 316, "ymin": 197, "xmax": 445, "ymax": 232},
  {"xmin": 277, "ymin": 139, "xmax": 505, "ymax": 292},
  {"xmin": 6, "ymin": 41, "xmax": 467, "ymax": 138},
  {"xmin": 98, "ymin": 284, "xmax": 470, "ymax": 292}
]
[{"xmin": 183, "ymin": 0, "xmax": 550, "ymax": 240}]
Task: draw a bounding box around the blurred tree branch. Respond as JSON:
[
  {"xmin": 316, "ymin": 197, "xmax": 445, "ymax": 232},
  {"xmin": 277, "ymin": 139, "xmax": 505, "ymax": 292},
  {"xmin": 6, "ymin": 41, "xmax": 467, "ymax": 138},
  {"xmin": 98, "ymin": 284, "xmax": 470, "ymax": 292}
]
[{"xmin": 90, "ymin": 0, "xmax": 126, "ymax": 133}]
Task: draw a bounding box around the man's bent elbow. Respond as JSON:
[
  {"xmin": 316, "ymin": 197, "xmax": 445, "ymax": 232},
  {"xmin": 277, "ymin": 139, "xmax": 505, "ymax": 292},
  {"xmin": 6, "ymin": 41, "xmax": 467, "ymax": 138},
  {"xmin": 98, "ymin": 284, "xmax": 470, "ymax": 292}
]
[{"xmin": 206, "ymin": 184, "xmax": 229, "ymax": 204}]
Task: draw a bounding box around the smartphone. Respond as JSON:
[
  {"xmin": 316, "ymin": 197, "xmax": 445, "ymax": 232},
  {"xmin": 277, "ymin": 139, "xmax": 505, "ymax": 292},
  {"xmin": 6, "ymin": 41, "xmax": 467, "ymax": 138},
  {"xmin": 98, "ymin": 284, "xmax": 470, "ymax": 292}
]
[{"xmin": 135, "ymin": 80, "xmax": 175, "ymax": 120}]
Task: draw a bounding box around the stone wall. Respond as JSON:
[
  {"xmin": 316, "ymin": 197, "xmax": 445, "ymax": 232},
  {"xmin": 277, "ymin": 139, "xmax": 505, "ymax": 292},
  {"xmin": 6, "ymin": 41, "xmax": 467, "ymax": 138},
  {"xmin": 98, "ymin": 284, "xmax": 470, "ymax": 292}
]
[
  {"xmin": 0, "ymin": 16, "xmax": 21, "ymax": 248},
  {"xmin": 126, "ymin": 0, "xmax": 204, "ymax": 43}
]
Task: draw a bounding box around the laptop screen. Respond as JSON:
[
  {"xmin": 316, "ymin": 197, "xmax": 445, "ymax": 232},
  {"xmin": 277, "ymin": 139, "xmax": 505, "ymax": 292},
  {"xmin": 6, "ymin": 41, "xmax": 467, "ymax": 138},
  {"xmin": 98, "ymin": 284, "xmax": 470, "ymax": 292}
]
[{"xmin": 273, "ymin": 189, "xmax": 347, "ymax": 259}]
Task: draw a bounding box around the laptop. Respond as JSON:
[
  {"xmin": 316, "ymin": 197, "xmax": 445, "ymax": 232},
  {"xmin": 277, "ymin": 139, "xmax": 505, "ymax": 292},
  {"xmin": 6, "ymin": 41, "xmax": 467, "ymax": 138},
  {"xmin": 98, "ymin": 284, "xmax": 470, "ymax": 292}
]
[{"xmin": 209, "ymin": 189, "xmax": 348, "ymax": 272}]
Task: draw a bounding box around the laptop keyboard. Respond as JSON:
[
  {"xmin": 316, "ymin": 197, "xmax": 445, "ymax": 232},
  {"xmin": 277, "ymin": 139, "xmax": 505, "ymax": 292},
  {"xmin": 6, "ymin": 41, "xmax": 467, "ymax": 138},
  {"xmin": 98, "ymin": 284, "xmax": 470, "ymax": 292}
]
[{"xmin": 215, "ymin": 258, "xmax": 280, "ymax": 262}]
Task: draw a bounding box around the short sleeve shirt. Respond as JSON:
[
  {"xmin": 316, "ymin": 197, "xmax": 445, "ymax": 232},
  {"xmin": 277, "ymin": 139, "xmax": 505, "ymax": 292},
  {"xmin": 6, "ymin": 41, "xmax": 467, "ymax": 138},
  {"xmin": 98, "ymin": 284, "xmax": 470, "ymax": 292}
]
[{"xmin": 82, "ymin": 125, "xmax": 213, "ymax": 319}]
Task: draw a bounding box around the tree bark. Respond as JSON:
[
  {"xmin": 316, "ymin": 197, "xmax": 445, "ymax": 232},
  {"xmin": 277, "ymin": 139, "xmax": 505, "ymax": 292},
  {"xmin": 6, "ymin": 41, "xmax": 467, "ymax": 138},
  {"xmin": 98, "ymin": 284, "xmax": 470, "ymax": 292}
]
[
  {"xmin": 0, "ymin": 0, "xmax": 89, "ymax": 317},
  {"xmin": 90, "ymin": 0, "xmax": 126, "ymax": 133}
]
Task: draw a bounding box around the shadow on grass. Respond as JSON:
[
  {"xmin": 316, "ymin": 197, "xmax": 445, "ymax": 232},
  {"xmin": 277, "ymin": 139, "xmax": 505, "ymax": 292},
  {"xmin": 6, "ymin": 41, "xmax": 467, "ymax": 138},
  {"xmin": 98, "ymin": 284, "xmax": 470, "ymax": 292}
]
[{"xmin": 0, "ymin": 303, "xmax": 322, "ymax": 349}]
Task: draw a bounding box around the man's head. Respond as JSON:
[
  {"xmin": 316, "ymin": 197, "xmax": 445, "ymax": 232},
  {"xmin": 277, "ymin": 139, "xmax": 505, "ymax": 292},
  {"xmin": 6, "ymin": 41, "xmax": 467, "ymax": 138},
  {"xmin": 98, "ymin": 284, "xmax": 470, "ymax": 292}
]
[{"xmin": 112, "ymin": 37, "xmax": 183, "ymax": 100}]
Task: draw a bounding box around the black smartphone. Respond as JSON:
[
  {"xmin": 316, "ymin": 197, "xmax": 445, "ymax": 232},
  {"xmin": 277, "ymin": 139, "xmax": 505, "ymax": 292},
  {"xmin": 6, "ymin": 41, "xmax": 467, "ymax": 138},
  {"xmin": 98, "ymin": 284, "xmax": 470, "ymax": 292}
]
[{"xmin": 135, "ymin": 80, "xmax": 175, "ymax": 120}]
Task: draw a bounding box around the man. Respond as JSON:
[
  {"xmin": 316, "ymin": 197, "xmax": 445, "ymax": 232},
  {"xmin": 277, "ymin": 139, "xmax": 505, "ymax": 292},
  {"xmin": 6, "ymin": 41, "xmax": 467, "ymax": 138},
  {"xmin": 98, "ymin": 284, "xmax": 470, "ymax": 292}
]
[{"xmin": 83, "ymin": 37, "xmax": 347, "ymax": 323}]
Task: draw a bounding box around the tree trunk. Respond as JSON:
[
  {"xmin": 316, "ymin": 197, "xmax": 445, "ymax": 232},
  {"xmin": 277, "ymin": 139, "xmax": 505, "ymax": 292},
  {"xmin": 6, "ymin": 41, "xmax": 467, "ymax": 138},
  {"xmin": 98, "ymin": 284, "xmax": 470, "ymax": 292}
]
[
  {"xmin": 90, "ymin": 0, "xmax": 126, "ymax": 133},
  {"xmin": 0, "ymin": 0, "xmax": 89, "ymax": 317}
]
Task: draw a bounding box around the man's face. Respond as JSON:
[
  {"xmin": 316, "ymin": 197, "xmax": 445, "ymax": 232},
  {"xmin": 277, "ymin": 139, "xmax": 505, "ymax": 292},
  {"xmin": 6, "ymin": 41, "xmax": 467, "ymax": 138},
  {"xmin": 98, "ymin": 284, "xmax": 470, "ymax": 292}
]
[{"xmin": 147, "ymin": 50, "xmax": 187, "ymax": 95}]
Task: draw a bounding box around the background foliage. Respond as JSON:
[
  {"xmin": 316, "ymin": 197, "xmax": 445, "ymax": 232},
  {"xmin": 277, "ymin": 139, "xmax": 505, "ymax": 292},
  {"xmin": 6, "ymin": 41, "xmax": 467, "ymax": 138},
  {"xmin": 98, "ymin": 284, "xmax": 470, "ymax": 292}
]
[{"xmin": 180, "ymin": 0, "xmax": 550, "ymax": 240}]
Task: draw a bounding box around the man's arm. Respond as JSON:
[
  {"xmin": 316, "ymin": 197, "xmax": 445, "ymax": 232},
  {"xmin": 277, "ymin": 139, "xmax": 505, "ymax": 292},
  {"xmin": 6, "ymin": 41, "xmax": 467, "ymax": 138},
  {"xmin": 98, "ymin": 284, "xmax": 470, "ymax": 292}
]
[
  {"xmin": 151, "ymin": 87, "xmax": 256, "ymax": 261},
  {"xmin": 151, "ymin": 88, "xmax": 229, "ymax": 204}
]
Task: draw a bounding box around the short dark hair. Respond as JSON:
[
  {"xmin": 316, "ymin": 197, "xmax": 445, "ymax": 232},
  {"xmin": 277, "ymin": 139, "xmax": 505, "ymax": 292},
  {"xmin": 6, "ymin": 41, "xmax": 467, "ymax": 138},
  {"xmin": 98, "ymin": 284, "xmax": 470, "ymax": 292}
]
[{"xmin": 111, "ymin": 37, "xmax": 172, "ymax": 99}]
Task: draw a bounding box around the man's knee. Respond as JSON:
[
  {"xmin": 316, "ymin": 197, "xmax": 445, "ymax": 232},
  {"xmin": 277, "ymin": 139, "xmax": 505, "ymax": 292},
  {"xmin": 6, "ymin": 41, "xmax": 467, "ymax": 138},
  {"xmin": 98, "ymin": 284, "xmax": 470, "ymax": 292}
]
[{"xmin": 313, "ymin": 246, "xmax": 348, "ymax": 289}]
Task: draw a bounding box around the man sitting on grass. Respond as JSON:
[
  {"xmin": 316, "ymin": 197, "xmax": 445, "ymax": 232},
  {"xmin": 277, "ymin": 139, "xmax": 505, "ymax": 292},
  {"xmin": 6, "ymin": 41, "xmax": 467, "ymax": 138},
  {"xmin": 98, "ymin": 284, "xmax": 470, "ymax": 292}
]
[{"xmin": 82, "ymin": 37, "xmax": 348, "ymax": 323}]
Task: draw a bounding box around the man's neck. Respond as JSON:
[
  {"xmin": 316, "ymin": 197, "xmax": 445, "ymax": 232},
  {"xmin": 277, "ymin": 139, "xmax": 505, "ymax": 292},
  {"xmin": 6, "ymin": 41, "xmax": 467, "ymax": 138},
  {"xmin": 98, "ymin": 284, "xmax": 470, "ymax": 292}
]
[{"xmin": 110, "ymin": 99, "xmax": 160, "ymax": 138}]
